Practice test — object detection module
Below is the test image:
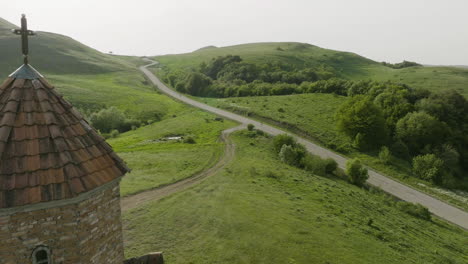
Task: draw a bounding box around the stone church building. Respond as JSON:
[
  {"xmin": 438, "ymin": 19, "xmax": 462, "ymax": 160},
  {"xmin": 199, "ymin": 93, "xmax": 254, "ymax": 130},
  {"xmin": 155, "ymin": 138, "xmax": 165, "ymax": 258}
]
[{"xmin": 0, "ymin": 15, "xmax": 163, "ymax": 264}]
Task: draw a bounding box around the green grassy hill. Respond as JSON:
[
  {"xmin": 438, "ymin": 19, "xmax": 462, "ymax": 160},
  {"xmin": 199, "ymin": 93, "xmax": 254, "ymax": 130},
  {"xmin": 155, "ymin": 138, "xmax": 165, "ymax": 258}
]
[
  {"xmin": 124, "ymin": 130, "xmax": 468, "ymax": 263},
  {"xmin": 201, "ymin": 94, "xmax": 468, "ymax": 210},
  {"xmin": 155, "ymin": 42, "xmax": 468, "ymax": 97},
  {"xmin": 0, "ymin": 17, "xmax": 136, "ymax": 78}
]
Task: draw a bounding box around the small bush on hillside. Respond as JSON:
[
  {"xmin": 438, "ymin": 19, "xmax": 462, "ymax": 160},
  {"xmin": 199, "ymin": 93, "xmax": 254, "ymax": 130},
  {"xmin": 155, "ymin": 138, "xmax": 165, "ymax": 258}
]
[
  {"xmin": 184, "ymin": 136, "xmax": 196, "ymax": 144},
  {"xmin": 379, "ymin": 146, "xmax": 392, "ymax": 165},
  {"xmin": 412, "ymin": 154, "xmax": 444, "ymax": 183},
  {"xmin": 324, "ymin": 158, "xmax": 338, "ymax": 174},
  {"xmin": 279, "ymin": 145, "xmax": 303, "ymax": 167},
  {"xmin": 110, "ymin": 129, "xmax": 120, "ymax": 138},
  {"xmin": 396, "ymin": 201, "xmax": 431, "ymax": 221},
  {"xmin": 247, "ymin": 124, "xmax": 255, "ymax": 131},
  {"xmin": 301, "ymin": 155, "xmax": 327, "ymax": 176},
  {"xmin": 90, "ymin": 106, "xmax": 140, "ymax": 133},
  {"xmin": 300, "ymin": 154, "xmax": 338, "ymax": 176},
  {"xmin": 273, "ymin": 134, "xmax": 296, "ymax": 152},
  {"xmin": 346, "ymin": 158, "xmax": 369, "ymax": 186}
]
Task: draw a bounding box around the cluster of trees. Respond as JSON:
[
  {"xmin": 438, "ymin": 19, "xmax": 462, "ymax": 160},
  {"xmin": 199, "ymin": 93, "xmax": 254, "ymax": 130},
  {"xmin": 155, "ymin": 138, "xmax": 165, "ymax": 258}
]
[
  {"xmin": 381, "ymin": 60, "xmax": 422, "ymax": 69},
  {"xmin": 164, "ymin": 55, "xmax": 335, "ymax": 97},
  {"xmin": 273, "ymin": 134, "xmax": 338, "ymax": 177},
  {"xmin": 88, "ymin": 106, "xmax": 163, "ymax": 138},
  {"xmin": 336, "ymin": 85, "xmax": 468, "ymax": 189},
  {"xmin": 162, "ymin": 55, "xmax": 467, "ymax": 189},
  {"xmin": 164, "ymin": 55, "xmax": 426, "ymax": 99}
]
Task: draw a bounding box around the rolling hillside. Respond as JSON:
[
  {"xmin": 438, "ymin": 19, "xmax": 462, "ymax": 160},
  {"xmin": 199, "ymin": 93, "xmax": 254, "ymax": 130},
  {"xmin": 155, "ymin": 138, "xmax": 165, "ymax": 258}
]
[
  {"xmin": 155, "ymin": 42, "xmax": 468, "ymax": 97},
  {"xmin": 0, "ymin": 17, "xmax": 135, "ymax": 78}
]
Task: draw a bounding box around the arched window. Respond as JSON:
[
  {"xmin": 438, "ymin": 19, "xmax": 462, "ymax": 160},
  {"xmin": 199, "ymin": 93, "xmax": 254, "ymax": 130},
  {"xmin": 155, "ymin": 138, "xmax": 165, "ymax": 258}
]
[{"xmin": 32, "ymin": 246, "xmax": 51, "ymax": 264}]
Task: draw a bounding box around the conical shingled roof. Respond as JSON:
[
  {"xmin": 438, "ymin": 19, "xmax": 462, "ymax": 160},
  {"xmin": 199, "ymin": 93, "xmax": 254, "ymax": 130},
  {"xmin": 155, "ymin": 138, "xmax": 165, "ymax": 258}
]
[{"xmin": 0, "ymin": 64, "xmax": 129, "ymax": 208}]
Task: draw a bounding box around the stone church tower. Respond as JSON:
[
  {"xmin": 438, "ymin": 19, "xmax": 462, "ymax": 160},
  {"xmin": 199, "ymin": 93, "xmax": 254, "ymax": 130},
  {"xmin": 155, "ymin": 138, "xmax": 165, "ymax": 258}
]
[{"xmin": 0, "ymin": 15, "xmax": 129, "ymax": 264}]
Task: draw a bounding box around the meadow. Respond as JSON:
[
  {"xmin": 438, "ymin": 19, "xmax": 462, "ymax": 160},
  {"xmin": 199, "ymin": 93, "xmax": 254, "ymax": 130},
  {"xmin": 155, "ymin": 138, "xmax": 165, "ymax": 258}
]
[
  {"xmin": 123, "ymin": 130, "xmax": 468, "ymax": 264},
  {"xmin": 108, "ymin": 109, "xmax": 236, "ymax": 196}
]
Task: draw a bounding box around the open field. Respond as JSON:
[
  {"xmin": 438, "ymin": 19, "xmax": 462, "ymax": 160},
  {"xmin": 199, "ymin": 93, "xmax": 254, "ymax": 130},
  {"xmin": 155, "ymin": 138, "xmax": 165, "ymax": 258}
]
[
  {"xmin": 123, "ymin": 130, "xmax": 468, "ymax": 264},
  {"xmin": 109, "ymin": 110, "xmax": 236, "ymax": 196}
]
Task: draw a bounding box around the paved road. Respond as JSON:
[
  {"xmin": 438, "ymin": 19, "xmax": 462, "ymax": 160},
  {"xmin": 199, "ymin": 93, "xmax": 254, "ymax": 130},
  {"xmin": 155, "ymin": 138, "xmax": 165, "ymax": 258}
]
[
  {"xmin": 140, "ymin": 59, "xmax": 468, "ymax": 230},
  {"xmin": 121, "ymin": 125, "xmax": 244, "ymax": 212}
]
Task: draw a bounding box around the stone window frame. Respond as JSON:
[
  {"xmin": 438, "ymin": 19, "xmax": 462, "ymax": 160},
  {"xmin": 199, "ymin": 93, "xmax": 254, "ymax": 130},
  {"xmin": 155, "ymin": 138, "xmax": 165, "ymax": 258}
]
[{"xmin": 31, "ymin": 245, "xmax": 52, "ymax": 264}]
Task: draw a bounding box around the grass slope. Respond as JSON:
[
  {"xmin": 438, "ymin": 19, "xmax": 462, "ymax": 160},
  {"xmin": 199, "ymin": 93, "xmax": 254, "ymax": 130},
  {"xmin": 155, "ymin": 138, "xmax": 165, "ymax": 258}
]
[
  {"xmin": 155, "ymin": 42, "xmax": 468, "ymax": 96},
  {"xmin": 203, "ymin": 94, "xmax": 468, "ymax": 210},
  {"xmin": 0, "ymin": 17, "xmax": 136, "ymax": 78},
  {"xmin": 123, "ymin": 131, "xmax": 468, "ymax": 264},
  {"xmin": 109, "ymin": 110, "xmax": 236, "ymax": 196}
]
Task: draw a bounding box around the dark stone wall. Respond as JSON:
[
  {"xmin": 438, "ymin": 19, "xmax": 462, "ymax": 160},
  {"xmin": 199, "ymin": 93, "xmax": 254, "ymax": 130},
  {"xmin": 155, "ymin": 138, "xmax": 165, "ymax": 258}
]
[{"xmin": 0, "ymin": 181, "xmax": 124, "ymax": 264}]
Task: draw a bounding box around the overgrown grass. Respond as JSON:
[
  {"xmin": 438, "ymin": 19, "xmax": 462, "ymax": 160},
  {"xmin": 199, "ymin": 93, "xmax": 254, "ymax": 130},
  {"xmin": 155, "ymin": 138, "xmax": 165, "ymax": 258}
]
[
  {"xmin": 123, "ymin": 131, "xmax": 468, "ymax": 263},
  {"xmin": 108, "ymin": 109, "xmax": 236, "ymax": 196}
]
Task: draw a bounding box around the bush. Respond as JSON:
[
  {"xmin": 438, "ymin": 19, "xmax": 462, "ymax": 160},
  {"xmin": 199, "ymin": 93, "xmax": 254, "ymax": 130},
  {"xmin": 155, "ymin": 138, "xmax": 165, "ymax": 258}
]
[
  {"xmin": 379, "ymin": 146, "xmax": 392, "ymax": 165},
  {"xmin": 273, "ymin": 134, "xmax": 296, "ymax": 153},
  {"xmin": 396, "ymin": 201, "xmax": 431, "ymax": 221},
  {"xmin": 110, "ymin": 129, "xmax": 120, "ymax": 138},
  {"xmin": 247, "ymin": 124, "xmax": 255, "ymax": 131},
  {"xmin": 90, "ymin": 106, "xmax": 126, "ymax": 133},
  {"xmin": 279, "ymin": 145, "xmax": 303, "ymax": 167},
  {"xmin": 412, "ymin": 154, "xmax": 444, "ymax": 182},
  {"xmin": 301, "ymin": 155, "xmax": 327, "ymax": 176},
  {"xmin": 346, "ymin": 158, "xmax": 369, "ymax": 186},
  {"xmin": 336, "ymin": 95, "xmax": 388, "ymax": 150},
  {"xmin": 324, "ymin": 158, "xmax": 338, "ymax": 174},
  {"xmin": 184, "ymin": 136, "xmax": 196, "ymax": 144}
]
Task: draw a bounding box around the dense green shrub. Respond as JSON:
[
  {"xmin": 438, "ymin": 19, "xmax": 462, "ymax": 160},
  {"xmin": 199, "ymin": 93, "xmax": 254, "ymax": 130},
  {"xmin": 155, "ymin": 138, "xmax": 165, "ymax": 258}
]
[
  {"xmin": 273, "ymin": 134, "xmax": 297, "ymax": 152},
  {"xmin": 110, "ymin": 129, "xmax": 120, "ymax": 138},
  {"xmin": 184, "ymin": 136, "xmax": 196, "ymax": 144},
  {"xmin": 324, "ymin": 158, "xmax": 338, "ymax": 174},
  {"xmin": 90, "ymin": 106, "xmax": 139, "ymax": 133},
  {"xmin": 247, "ymin": 124, "xmax": 255, "ymax": 131},
  {"xmin": 396, "ymin": 112, "xmax": 448, "ymax": 155},
  {"xmin": 396, "ymin": 201, "xmax": 431, "ymax": 221},
  {"xmin": 301, "ymin": 155, "xmax": 328, "ymax": 176},
  {"xmin": 279, "ymin": 144, "xmax": 306, "ymax": 167},
  {"xmin": 412, "ymin": 154, "xmax": 444, "ymax": 183},
  {"xmin": 379, "ymin": 146, "xmax": 392, "ymax": 165},
  {"xmin": 346, "ymin": 158, "xmax": 369, "ymax": 186},
  {"xmin": 336, "ymin": 95, "xmax": 388, "ymax": 150}
]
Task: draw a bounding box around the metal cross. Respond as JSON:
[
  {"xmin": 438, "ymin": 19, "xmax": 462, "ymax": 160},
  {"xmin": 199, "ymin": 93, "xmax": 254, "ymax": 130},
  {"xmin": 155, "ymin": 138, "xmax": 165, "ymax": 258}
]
[{"xmin": 12, "ymin": 14, "xmax": 35, "ymax": 64}]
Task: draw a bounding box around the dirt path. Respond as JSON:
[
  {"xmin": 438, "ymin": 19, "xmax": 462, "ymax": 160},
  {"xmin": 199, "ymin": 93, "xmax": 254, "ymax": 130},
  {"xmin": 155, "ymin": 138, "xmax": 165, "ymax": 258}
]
[
  {"xmin": 121, "ymin": 125, "xmax": 244, "ymax": 212},
  {"xmin": 137, "ymin": 59, "xmax": 468, "ymax": 229}
]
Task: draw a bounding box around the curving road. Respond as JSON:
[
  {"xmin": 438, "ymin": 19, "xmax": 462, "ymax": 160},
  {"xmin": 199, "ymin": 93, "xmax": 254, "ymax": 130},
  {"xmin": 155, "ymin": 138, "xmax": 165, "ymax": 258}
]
[
  {"xmin": 121, "ymin": 125, "xmax": 244, "ymax": 212},
  {"xmin": 139, "ymin": 59, "xmax": 468, "ymax": 230}
]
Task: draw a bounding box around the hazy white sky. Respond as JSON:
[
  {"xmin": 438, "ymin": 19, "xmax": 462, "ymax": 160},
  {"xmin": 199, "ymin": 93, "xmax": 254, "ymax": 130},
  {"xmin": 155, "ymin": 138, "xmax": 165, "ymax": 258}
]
[{"xmin": 2, "ymin": 0, "xmax": 467, "ymax": 65}]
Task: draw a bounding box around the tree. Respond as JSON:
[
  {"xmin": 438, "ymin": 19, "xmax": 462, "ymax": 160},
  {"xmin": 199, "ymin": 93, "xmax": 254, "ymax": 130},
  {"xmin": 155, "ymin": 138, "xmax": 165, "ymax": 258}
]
[
  {"xmin": 90, "ymin": 106, "xmax": 127, "ymax": 133},
  {"xmin": 374, "ymin": 86, "xmax": 413, "ymax": 133},
  {"xmin": 395, "ymin": 112, "xmax": 448, "ymax": 155},
  {"xmin": 184, "ymin": 72, "xmax": 212, "ymax": 96},
  {"xmin": 412, "ymin": 154, "xmax": 444, "ymax": 183},
  {"xmin": 336, "ymin": 95, "xmax": 388, "ymax": 150},
  {"xmin": 379, "ymin": 146, "xmax": 392, "ymax": 165},
  {"xmin": 273, "ymin": 134, "xmax": 297, "ymax": 153},
  {"xmin": 279, "ymin": 144, "xmax": 305, "ymax": 167},
  {"xmin": 346, "ymin": 158, "xmax": 368, "ymax": 186}
]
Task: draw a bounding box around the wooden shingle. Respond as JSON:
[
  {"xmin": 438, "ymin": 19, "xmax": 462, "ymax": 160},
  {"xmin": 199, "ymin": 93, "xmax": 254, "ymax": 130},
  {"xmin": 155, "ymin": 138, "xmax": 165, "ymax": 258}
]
[{"xmin": 0, "ymin": 66, "xmax": 129, "ymax": 208}]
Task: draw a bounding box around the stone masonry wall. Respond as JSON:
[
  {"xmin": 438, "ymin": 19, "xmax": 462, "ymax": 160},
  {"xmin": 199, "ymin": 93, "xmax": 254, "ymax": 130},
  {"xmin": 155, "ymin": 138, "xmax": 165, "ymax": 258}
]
[{"xmin": 0, "ymin": 181, "xmax": 124, "ymax": 264}]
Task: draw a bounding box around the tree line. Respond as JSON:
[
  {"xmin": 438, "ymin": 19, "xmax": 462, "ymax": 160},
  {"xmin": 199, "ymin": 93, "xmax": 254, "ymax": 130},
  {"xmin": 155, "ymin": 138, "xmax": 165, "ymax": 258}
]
[{"xmin": 161, "ymin": 55, "xmax": 468, "ymax": 189}]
